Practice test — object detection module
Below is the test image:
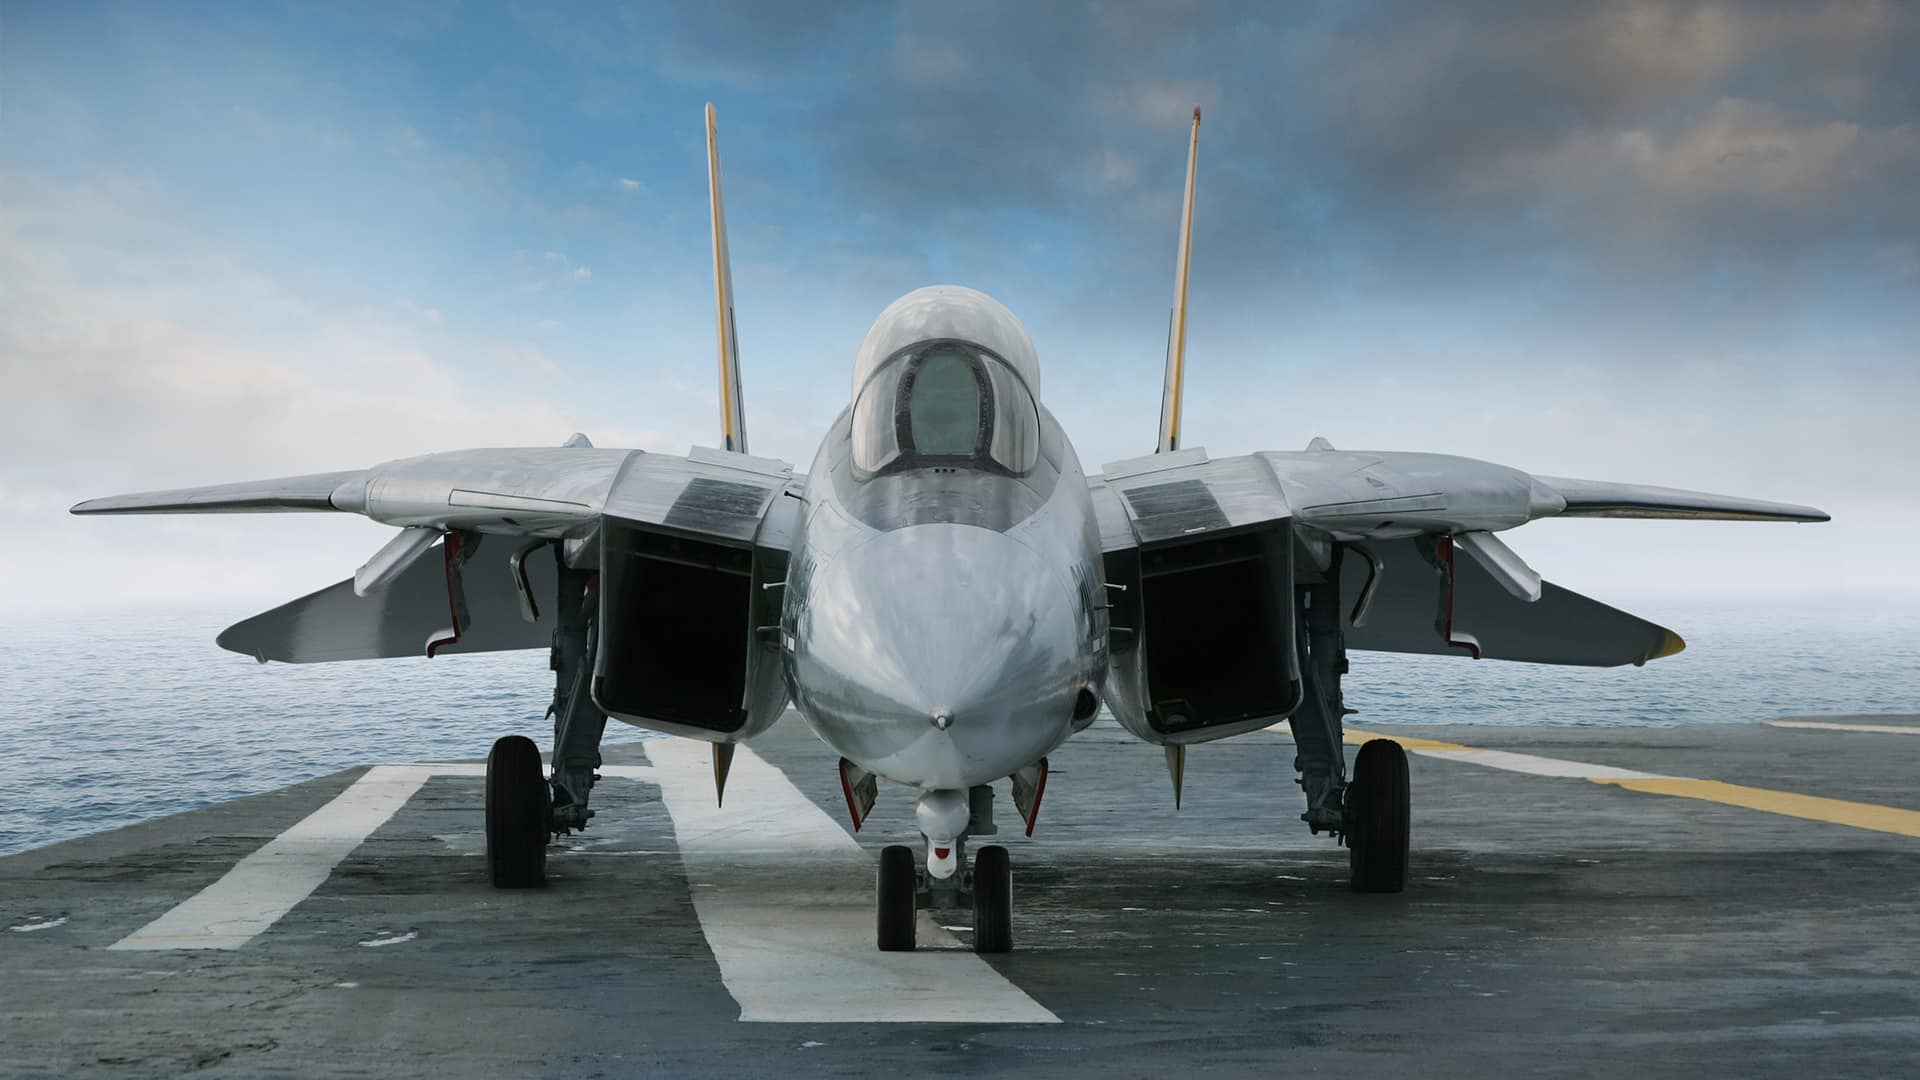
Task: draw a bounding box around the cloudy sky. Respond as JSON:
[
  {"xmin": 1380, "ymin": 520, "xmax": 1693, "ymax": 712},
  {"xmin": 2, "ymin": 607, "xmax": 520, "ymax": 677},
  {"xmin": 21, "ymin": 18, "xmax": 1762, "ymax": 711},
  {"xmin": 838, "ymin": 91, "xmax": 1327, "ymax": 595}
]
[{"xmin": 3, "ymin": 0, "xmax": 1915, "ymax": 618}]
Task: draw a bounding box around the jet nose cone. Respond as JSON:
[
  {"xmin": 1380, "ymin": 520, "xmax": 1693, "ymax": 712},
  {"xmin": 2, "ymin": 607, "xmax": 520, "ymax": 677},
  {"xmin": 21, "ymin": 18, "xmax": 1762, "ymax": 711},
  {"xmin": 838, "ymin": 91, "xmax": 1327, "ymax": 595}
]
[{"xmin": 793, "ymin": 523, "xmax": 1088, "ymax": 787}]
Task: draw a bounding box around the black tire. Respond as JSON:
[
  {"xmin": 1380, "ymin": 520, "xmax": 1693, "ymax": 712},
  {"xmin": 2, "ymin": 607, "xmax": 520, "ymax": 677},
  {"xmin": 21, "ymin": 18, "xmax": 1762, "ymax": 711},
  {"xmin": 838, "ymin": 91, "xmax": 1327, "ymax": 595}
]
[
  {"xmin": 486, "ymin": 735, "xmax": 549, "ymax": 888},
  {"xmin": 1347, "ymin": 738, "xmax": 1410, "ymax": 894},
  {"xmin": 972, "ymin": 845, "xmax": 1012, "ymax": 954},
  {"xmin": 877, "ymin": 844, "xmax": 917, "ymax": 951}
]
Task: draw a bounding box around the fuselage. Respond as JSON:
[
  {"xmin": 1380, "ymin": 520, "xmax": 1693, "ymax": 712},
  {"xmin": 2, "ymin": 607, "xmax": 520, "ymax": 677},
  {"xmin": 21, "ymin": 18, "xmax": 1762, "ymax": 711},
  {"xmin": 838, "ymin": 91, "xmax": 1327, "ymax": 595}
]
[{"xmin": 779, "ymin": 286, "xmax": 1108, "ymax": 793}]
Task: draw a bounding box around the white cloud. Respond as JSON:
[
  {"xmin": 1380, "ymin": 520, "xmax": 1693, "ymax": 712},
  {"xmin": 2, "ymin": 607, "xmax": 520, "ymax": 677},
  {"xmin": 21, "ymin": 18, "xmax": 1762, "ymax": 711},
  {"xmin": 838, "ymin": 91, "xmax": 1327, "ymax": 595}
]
[
  {"xmin": 514, "ymin": 248, "xmax": 593, "ymax": 291},
  {"xmin": 1094, "ymin": 148, "xmax": 1139, "ymax": 189},
  {"xmin": 394, "ymin": 297, "xmax": 442, "ymax": 324},
  {"xmin": 0, "ymin": 172, "xmax": 682, "ymax": 615},
  {"xmin": 891, "ymin": 34, "xmax": 973, "ymax": 87},
  {"xmin": 616, "ymin": 176, "xmax": 643, "ymax": 191},
  {"xmin": 1111, "ymin": 80, "xmax": 1217, "ymax": 130},
  {"xmin": 488, "ymin": 345, "xmax": 562, "ymax": 376}
]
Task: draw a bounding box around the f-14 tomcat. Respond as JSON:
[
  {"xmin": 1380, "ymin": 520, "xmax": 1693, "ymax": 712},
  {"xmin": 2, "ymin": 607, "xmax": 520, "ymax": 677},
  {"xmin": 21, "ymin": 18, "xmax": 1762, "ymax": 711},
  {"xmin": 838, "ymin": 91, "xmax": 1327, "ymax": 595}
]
[{"xmin": 75, "ymin": 106, "xmax": 1827, "ymax": 953}]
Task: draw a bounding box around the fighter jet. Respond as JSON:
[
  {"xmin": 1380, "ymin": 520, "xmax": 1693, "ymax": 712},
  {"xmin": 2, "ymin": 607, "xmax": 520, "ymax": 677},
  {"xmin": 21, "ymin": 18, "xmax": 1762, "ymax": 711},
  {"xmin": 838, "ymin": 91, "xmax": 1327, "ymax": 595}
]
[{"xmin": 73, "ymin": 106, "xmax": 1827, "ymax": 953}]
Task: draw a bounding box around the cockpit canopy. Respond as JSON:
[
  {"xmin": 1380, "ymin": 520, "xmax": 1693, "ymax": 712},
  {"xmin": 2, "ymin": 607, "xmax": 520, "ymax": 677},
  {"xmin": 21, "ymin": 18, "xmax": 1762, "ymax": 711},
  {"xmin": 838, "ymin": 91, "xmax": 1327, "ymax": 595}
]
[
  {"xmin": 851, "ymin": 340, "xmax": 1040, "ymax": 475},
  {"xmin": 849, "ymin": 285, "xmax": 1043, "ymax": 477}
]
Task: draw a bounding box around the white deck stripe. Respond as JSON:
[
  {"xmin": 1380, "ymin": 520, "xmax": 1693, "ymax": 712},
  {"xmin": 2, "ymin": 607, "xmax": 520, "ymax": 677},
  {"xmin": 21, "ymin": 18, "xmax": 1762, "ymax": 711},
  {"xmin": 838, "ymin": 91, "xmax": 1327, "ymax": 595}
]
[
  {"xmin": 1767, "ymin": 720, "xmax": 1920, "ymax": 736},
  {"xmin": 412, "ymin": 764, "xmax": 661, "ymax": 779},
  {"xmin": 1413, "ymin": 748, "xmax": 1672, "ymax": 781},
  {"xmin": 111, "ymin": 764, "xmax": 659, "ymax": 951},
  {"xmin": 111, "ymin": 765, "xmax": 434, "ymax": 950},
  {"xmin": 643, "ymin": 739, "xmax": 1059, "ymax": 1024}
]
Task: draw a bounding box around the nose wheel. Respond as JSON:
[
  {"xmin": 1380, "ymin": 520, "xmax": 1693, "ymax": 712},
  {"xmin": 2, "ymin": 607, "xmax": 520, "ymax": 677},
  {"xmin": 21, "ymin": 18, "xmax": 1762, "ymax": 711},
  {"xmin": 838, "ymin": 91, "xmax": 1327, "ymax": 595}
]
[
  {"xmin": 971, "ymin": 845, "xmax": 1012, "ymax": 953},
  {"xmin": 875, "ymin": 784, "xmax": 1017, "ymax": 952},
  {"xmin": 876, "ymin": 845, "xmax": 917, "ymax": 950},
  {"xmin": 874, "ymin": 841, "xmax": 1016, "ymax": 953}
]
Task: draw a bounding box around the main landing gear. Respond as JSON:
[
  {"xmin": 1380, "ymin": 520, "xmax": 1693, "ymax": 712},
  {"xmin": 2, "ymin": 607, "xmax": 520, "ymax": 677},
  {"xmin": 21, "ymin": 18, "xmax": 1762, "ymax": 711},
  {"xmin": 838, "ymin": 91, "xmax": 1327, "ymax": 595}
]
[
  {"xmin": 485, "ymin": 545, "xmax": 608, "ymax": 890},
  {"xmin": 1293, "ymin": 549, "xmax": 1412, "ymax": 893},
  {"xmin": 486, "ymin": 735, "xmax": 550, "ymax": 888},
  {"xmin": 877, "ymin": 785, "xmax": 1013, "ymax": 953},
  {"xmin": 1345, "ymin": 738, "xmax": 1410, "ymax": 893}
]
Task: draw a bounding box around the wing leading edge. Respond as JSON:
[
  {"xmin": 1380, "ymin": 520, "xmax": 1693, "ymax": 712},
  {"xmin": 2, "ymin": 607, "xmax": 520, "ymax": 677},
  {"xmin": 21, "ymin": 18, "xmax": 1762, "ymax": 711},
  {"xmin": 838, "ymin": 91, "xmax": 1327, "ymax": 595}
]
[
  {"xmin": 1532, "ymin": 476, "xmax": 1829, "ymax": 522},
  {"xmin": 70, "ymin": 470, "xmax": 368, "ymax": 515}
]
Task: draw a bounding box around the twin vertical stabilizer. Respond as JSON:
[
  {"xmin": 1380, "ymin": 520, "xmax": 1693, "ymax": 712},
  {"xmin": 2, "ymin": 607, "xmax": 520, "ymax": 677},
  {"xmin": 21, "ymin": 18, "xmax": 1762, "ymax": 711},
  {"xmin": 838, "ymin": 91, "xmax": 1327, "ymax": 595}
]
[
  {"xmin": 1156, "ymin": 106, "xmax": 1202, "ymax": 454},
  {"xmin": 705, "ymin": 103, "xmax": 748, "ymax": 453}
]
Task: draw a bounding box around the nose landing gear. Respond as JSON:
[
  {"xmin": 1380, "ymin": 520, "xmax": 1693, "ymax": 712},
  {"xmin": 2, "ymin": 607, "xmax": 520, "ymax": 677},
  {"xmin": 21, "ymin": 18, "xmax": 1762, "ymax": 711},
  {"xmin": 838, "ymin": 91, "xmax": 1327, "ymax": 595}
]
[
  {"xmin": 970, "ymin": 844, "xmax": 1013, "ymax": 953},
  {"xmin": 876, "ymin": 845, "xmax": 918, "ymax": 950},
  {"xmin": 875, "ymin": 784, "xmax": 1015, "ymax": 953}
]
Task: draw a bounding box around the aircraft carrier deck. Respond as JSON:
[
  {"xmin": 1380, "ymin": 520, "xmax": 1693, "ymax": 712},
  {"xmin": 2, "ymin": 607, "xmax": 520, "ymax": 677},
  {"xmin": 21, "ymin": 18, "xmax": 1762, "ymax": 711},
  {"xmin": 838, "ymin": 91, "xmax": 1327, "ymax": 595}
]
[{"xmin": 5, "ymin": 715, "xmax": 1918, "ymax": 1078}]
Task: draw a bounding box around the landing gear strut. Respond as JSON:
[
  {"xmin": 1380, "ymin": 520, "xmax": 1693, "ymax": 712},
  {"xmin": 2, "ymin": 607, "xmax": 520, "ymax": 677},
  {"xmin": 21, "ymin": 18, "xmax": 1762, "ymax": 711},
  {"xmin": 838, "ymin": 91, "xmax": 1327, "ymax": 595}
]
[
  {"xmin": 546, "ymin": 551, "xmax": 606, "ymax": 835},
  {"xmin": 1292, "ymin": 547, "xmax": 1412, "ymax": 892},
  {"xmin": 1289, "ymin": 560, "xmax": 1352, "ymax": 834},
  {"xmin": 875, "ymin": 785, "xmax": 1014, "ymax": 953},
  {"xmin": 485, "ymin": 544, "xmax": 608, "ymax": 889}
]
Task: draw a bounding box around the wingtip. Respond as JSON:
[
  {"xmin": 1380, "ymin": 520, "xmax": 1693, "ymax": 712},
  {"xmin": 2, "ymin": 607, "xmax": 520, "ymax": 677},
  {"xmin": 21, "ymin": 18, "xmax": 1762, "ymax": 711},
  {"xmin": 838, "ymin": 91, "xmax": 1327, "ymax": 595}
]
[
  {"xmin": 1652, "ymin": 629, "xmax": 1687, "ymax": 661},
  {"xmin": 1192, "ymin": 105, "xmax": 1201, "ymax": 123}
]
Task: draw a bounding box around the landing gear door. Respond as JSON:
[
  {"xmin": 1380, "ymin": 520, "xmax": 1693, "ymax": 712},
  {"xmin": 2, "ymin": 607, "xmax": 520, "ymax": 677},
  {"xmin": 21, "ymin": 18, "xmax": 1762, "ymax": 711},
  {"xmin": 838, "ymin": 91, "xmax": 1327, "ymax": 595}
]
[
  {"xmin": 592, "ymin": 448, "xmax": 795, "ymax": 742},
  {"xmin": 1096, "ymin": 450, "xmax": 1301, "ymax": 745}
]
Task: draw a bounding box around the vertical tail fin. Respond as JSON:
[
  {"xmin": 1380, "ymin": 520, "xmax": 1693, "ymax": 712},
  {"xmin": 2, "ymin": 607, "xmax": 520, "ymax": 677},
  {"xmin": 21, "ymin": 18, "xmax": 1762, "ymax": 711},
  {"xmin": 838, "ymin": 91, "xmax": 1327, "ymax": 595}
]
[
  {"xmin": 1156, "ymin": 106, "xmax": 1201, "ymax": 454},
  {"xmin": 705, "ymin": 103, "xmax": 748, "ymax": 453}
]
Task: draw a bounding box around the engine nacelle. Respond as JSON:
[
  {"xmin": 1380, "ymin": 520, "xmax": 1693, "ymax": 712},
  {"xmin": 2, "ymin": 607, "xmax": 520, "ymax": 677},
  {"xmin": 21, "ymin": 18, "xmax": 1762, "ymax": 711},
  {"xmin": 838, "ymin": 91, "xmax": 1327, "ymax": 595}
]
[
  {"xmin": 1100, "ymin": 521, "xmax": 1302, "ymax": 746},
  {"xmin": 590, "ymin": 452, "xmax": 796, "ymax": 743}
]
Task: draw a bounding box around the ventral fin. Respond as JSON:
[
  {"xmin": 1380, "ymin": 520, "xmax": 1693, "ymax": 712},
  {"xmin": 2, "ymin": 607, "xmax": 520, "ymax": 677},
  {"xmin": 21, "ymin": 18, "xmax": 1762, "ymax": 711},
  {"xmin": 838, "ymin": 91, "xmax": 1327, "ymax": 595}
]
[
  {"xmin": 839, "ymin": 758, "xmax": 877, "ymax": 831},
  {"xmin": 712, "ymin": 742, "xmax": 736, "ymax": 808},
  {"xmin": 1165, "ymin": 744, "xmax": 1186, "ymax": 810}
]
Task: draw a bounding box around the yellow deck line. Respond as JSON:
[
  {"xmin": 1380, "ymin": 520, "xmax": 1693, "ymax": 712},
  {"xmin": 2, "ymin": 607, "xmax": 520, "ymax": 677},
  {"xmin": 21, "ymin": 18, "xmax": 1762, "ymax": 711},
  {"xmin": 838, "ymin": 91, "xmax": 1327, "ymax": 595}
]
[
  {"xmin": 1341, "ymin": 728, "xmax": 1468, "ymax": 752},
  {"xmin": 1590, "ymin": 778, "xmax": 1920, "ymax": 839},
  {"xmin": 1315, "ymin": 727, "xmax": 1920, "ymax": 840}
]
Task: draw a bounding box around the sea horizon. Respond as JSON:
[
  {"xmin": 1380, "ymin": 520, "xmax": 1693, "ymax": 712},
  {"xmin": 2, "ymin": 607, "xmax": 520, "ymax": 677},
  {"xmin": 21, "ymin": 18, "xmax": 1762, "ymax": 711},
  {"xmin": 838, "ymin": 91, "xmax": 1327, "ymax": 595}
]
[{"xmin": 4, "ymin": 592, "xmax": 1915, "ymax": 857}]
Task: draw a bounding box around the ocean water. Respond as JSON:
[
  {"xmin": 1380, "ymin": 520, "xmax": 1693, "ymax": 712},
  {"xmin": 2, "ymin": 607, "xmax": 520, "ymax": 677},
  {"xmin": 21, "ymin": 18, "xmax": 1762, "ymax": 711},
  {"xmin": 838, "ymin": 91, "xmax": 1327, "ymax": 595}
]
[{"xmin": 2, "ymin": 594, "xmax": 1916, "ymax": 856}]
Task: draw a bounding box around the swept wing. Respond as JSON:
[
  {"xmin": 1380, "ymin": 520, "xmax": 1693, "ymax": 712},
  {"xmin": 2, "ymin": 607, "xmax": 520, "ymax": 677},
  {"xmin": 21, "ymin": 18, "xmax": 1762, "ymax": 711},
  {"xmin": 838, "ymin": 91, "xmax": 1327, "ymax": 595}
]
[
  {"xmin": 1532, "ymin": 475, "xmax": 1828, "ymax": 521},
  {"xmin": 1090, "ymin": 442, "xmax": 1826, "ymax": 670}
]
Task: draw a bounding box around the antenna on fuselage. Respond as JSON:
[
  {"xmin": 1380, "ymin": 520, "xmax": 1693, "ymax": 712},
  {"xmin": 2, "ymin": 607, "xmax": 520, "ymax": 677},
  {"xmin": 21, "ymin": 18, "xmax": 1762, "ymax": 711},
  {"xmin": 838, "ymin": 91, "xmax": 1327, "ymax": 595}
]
[
  {"xmin": 706, "ymin": 103, "xmax": 748, "ymax": 453},
  {"xmin": 1156, "ymin": 106, "xmax": 1201, "ymax": 454}
]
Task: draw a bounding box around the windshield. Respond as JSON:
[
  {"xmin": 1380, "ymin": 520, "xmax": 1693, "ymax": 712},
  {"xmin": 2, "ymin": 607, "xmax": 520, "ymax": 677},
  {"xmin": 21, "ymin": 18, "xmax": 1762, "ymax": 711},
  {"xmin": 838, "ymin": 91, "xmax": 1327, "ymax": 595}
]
[
  {"xmin": 851, "ymin": 341, "xmax": 1038, "ymax": 476},
  {"xmin": 905, "ymin": 349, "xmax": 982, "ymax": 455}
]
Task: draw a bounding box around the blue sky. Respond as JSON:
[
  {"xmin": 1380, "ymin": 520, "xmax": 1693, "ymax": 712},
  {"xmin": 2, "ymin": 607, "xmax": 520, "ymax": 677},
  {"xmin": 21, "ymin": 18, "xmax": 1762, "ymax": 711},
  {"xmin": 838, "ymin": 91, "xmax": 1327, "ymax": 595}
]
[{"xmin": 3, "ymin": 1, "xmax": 1916, "ymax": 614}]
